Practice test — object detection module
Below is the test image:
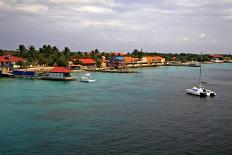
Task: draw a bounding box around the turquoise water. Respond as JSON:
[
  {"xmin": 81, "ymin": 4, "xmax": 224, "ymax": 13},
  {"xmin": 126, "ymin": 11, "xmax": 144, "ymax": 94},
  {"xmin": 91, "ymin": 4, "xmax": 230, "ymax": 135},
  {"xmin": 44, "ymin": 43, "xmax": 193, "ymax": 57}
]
[{"xmin": 1, "ymin": 64, "xmax": 232, "ymax": 154}]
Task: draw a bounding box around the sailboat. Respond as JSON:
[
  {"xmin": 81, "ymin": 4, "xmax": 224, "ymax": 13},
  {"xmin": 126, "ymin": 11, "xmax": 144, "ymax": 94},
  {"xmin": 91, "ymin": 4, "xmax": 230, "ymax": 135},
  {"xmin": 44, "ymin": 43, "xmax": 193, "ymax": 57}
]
[{"xmin": 186, "ymin": 52, "xmax": 216, "ymax": 97}]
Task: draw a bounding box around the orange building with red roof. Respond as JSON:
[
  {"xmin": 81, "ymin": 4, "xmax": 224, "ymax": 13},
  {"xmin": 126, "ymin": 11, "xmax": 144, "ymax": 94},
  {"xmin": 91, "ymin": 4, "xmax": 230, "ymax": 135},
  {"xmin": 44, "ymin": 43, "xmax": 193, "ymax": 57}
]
[
  {"xmin": 79, "ymin": 58, "xmax": 97, "ymax": 65},
  {"xmin": 142, "ymin": 56, "xmax": 165, "ymax": 65},
  {"xmin": 153, "ymin": 56, "xmax": 166, "ymax": 64},
  {"xmin": 0, "ymin": 55, "xmax": 25, "ymax": 63},
  {"xmin": 124, "ymin": 56, "xmax": 140, "ymax": 64},
  {"xmin": 0, "ymin": 55, "xmax": 25, "ymax": 73}
]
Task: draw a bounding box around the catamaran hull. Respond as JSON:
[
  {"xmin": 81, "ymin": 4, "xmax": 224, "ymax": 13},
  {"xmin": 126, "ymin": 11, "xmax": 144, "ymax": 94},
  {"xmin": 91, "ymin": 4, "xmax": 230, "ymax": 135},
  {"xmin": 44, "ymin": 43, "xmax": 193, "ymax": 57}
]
[
  {"xmin": 80, "ymin": 79, "xmax": 96, "ymax": 83},
  {"xmin": 186, "ymin": 89, "xmax": 207, "ymax": 97},
  {"xmin": 206, "ymin": 91, "xmax": 216, "ymax": 97}
]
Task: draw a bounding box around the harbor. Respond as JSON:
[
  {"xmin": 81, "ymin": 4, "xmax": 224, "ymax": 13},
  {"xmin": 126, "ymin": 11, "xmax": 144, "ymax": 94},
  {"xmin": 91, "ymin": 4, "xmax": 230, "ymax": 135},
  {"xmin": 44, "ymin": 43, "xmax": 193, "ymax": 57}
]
[
  {"xmin": 1, "ymin": 51, "xmax": 231, "ymax": 80},
  {"xmin": 1, "ymin": 0, "xmax": 232, "ymax": 154},
  {"xmin": 1, "ymin": 63, "xmax": 232, "ymax": 154}
]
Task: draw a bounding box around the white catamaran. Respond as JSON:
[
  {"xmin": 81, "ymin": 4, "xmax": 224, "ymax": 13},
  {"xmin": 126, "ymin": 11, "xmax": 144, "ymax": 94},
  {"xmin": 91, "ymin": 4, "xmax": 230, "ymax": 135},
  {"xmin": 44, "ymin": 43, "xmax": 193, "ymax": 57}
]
[{"xmin": 186, "ymin": 52, "xmax": 216, "ymax": 97}]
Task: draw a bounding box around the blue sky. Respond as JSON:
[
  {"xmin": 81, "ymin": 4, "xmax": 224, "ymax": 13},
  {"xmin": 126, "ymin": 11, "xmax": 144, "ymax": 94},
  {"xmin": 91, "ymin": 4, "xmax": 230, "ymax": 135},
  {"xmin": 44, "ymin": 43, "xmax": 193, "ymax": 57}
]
[{"xmin": 0, "ymin": 0, "xmax": 231, "ymax": 53}]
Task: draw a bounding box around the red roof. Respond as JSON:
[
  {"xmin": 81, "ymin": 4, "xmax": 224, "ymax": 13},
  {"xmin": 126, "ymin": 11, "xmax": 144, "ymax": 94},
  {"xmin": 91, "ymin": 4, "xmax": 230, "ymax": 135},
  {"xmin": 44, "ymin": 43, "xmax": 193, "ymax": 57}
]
[
  {"xmin": 210, "ymin": 54, "xmax": 223, "ymax": 58},
  {"xmin": 153, "ymin": 56, "xmax": 164, "ymax": 61},
  {"xmin": 49, "ymin": 67, "xmax": 71, "ymax": 73},
  {"xmin": 0, "ymin": 55, "xmax": 25, "ymax": 62},
  {"xmin": 79, "ymin": 58, "xmax": 96, "ymax": 64}
]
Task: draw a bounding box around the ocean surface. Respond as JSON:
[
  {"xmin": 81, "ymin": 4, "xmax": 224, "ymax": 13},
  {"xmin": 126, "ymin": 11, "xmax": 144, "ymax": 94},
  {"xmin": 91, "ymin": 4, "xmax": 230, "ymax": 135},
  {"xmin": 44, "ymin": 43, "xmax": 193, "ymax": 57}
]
[{"xmin": 0, "ymin": 64, "xmax": 232, "ymax": 155}]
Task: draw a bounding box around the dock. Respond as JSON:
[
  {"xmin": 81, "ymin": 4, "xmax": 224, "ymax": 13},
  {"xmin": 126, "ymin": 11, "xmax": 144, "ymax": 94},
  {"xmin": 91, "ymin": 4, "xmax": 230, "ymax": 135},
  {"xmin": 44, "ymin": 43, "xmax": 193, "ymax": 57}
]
[{"xmin": 84, "ymin": 68, "xmax": 139, "ymax": 73}]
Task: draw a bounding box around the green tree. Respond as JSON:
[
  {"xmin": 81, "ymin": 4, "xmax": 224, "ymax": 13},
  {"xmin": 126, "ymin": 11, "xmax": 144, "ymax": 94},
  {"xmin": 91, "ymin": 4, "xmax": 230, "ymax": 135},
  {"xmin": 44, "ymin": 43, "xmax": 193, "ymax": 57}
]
[
  {"xmin": 18, "ymin": 45, "xmax": 27, "ymax": 57},
  {"xmin": 63, "ymin": 47, "xmax": 71, "ymax": 58},
  {"xmin": 56, "ymin": 55, "xmax": 68, "ymax": 67},
  {"xmin": 0, "ymin": 49, "xmax": 6, "ymax": 56}
]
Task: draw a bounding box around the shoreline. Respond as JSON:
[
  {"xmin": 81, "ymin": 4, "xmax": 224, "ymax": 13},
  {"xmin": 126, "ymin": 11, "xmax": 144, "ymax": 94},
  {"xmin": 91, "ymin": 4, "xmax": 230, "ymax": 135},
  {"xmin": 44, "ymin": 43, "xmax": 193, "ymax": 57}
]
[{"xmin": 1, "ymin": 62, "xmax": 231, "ymax": 80}]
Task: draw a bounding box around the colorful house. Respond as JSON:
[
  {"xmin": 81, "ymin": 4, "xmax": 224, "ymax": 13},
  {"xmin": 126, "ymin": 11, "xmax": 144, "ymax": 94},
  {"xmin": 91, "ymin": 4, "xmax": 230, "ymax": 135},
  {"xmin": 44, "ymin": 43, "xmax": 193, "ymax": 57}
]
[
  {"xmin": 79, "ymin": 58, "xmax": 97, "ymax": 67},
  {"xmin": 68, "ymin": 61, "xmax": 81, "ymax": 71},
  {"xmin": 210, "ymin": 54, "xmax": 223, "ymax": 59},
  {"xmin": 42, "ymin": 67, "xmax": 75, "ymax": 81},
  {"xmin": 153, "ymin": 56, "xmax": 166, "ymax": 64},
  {"xmin": 0, "ymin": 55, "xmax": 25, "ymax": 73},
  {"xmin": 210, "ymin": 54, "xmax": 224, "ymax": 63},
  {"xmin": 101, "ymin": 56, "xmax": 107, "ymax": 68},
  {"xmin": 142, "ymin": 56, "xmax": 165, "ymax": 65},
  {"xmin": 142, "ymin": 56, "xmax": 154, "ymax": 65},
  {"xmin": 117, "ymin": 52, "xmax": 127, "ymax": 56},
  {"xmin": 124, "ymin": 56, "xmax": 140, "ymax": 64},
  {"xmin": 109, "ymin": 56, "xmax": 126, "ymax": 69}
]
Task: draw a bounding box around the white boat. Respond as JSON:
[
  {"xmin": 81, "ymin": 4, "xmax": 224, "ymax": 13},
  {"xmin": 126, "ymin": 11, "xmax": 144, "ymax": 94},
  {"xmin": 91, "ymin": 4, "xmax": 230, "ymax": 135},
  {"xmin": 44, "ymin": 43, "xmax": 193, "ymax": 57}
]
[
  {"xmin": 186, "ymin": 86, "xmax": 207, "ymax": 97},
  {"xmin": 186, "ymin": 52, "xmax": 216, "ymax": 97},
  {"xmin": 80, "ymin": 73, "xmax": 96, "ymax": 83}
]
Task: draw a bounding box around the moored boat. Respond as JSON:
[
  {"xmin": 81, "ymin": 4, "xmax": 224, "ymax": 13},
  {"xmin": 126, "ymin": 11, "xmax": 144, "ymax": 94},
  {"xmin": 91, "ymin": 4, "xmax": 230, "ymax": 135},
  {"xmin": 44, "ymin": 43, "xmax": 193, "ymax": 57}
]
[
  {"xmin": 186, "ymin": 52, "xmax": 216, "ymax": 97},
  {"xmin": 186, "ymin": 86, "xmax": 207, "ymax": 97},
  {"xmin": 80, "ymin": 73, "xmax": 95, "ymax": 83}
]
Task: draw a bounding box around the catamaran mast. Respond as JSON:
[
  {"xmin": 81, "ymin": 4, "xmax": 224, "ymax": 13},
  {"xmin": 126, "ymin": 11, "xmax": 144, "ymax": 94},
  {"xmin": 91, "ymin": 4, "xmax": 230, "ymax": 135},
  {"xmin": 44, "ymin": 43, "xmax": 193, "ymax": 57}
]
[{"xmin": 199, "ymin": 52, "xmax": 202, "ymax": 85}]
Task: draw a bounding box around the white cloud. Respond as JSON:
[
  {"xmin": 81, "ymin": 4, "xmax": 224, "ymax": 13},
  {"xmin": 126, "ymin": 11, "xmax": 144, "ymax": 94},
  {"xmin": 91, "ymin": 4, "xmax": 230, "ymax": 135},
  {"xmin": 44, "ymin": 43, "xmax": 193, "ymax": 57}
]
[
  {"xmin": 223, "ymin": 16, "xmax": 232, "ymax": 20},
  {"xmin": 0, "ymin": 0, "xmax": 231, "ymax": 52},
  {"xmin": 0, "ymin": 0, "xmax": 12, "ymax": 10},
  {"xmin": 79, "ymin": 19, "xmax": 123, "ymax": 28},
  {"xmin": 74, "ymin": 6, "xmax": 113, "ymax": 14},
  {"xmin": 46, "ymin": 0, "xmax": 115, "ymax": 6},
  {"xmin": 15, "ymin": 4, "xmax": 48, "ymax": 13},
  {"xmin": 200, "ymin": 33, "xmax": 206, "ymax": 38},
  {"xmin": 222, "ymin": 8, "xmax": 232, "ymax": 20},
  {"xmin": 182, "ymin": 37, "xmax": 189, "ymax": 41}
]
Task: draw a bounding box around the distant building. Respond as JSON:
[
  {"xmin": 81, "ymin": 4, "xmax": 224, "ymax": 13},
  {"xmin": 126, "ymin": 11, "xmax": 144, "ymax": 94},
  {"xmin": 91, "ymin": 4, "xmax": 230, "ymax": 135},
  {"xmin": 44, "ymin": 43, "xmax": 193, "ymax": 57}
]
[
  {"xmin": 142, "ymin": 56, "xmax": 165, "ymax": 65},
  {"xmin": 172, "ymin": 57, "xmax": 177, "ymax": 61},
  {"xmin": 117, "ymin": 52, "xmax": 127, "ymax": 56},
  {"xmin": 79, "ymin": 58, "xmax": 97, "ymax": 68},
  {"xmin": 210, "ymin": 54, "xmax": 224, "ymax": 63},
  {"xmin": 0, "ymin": 55, "xmax": 25, "ymax": 73},
  {"xmin": 210, "ymin": 54, "xmax": 223, "ymax": 59},
  {"xmin": 141, "ymin": 56, "xmax": 153, "ymax": 65},
  {"xmin": 124, "ymin": 56, "xmax": 140, "ymax": 64},
  {"xmin": 109, "ymin": 56, "xmax": 126, "ymax": 69},
  {"xmin": 101, "ymin": 56, "xmax": 108, "ymax": 68},
  {"xmin": 68, "ymin": 61, "xmax": 81, "ymax": 70},
  {"xmin": 153, "ymin": 56, "xmax": 166, "ymax": 64}
]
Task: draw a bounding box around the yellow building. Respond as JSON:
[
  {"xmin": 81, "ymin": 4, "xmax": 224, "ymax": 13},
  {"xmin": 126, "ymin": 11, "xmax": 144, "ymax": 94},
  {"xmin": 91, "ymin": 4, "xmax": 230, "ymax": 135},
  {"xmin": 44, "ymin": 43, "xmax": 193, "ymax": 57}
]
[{"xmin": 101, "ymin": 56, "xmax": 107, "ymax": 68}]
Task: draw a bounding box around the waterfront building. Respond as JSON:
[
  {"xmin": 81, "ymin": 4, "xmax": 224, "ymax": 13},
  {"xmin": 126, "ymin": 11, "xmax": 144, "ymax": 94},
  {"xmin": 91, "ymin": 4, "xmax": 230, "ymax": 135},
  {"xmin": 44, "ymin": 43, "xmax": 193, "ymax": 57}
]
[
  {"xmin": 109, "ymin": 56, "xmax": 126, "ymax": 69},
  {"xmin": 210, "ymin": 54, "xmax": 224, "ymax": 63},
  {"xmin": 153, "ymin": 56, "xmax": 166, "ymax": 64},
  {"xmin": 42, "ymin": 67, "xmax": 75, "ymax": 81},
  {"xmin": 101, "ymin": 56, "xmax": 108, "ymax": 68},
  {"xmin": 142, "ymin": 56, "xmax": 166, "ymax": 65},
  {"xmin": 0, "ymin": 55, "xmax": 25, "ymax": 73},
  {"xmin": 124, "ymin": 56, "xmax": 140, "ymax": 64},
  {"xmin": 68, "ymin": 61, "xmax": 81, "ymax": 71},
  {"xmin": 141, "ymin": 56, "xmax": 155, "ymax": 65},
  {"xmin": 79, "ymin": 58, "xmax": 97, "ymax": 68}
]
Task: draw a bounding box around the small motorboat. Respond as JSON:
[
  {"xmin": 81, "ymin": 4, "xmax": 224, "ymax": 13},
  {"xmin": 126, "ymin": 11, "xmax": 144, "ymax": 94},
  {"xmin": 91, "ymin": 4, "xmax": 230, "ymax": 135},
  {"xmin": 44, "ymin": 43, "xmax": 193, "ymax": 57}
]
[{"xmin": 80, "ymin": 73, "xmax": 96, "ymax": 83}]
